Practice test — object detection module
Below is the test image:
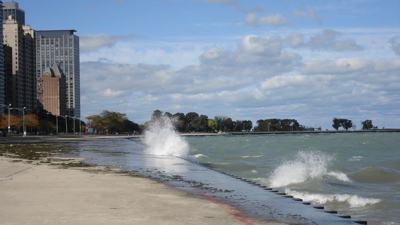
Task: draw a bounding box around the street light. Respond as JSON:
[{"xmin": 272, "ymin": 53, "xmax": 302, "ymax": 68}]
[
  {"xmin": 7, "ymin": 104, "xmax": 11, "ymax": 134},
  {"xmin": 55, "ymin": 114, "xmax": 59, "ymax": 135},
  {"xmin": 72, "ymin": 116, "xmax": 75, "ymax": 134},
  {"xmin": 12, "ymin": 107, "xmax": 26, "ymax": 136},
  {"xmin": 65, "ymin": 115, "xmax": 68, "ymax": 134},
  {"xmin": 22, "ymin": 107, "xmax": 26, "ymax": 136}
]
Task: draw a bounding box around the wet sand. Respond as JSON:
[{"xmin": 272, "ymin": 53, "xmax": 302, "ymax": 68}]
[{"xmin": 0, "ymin": 137, "xmax": 285, "ymax": 225}]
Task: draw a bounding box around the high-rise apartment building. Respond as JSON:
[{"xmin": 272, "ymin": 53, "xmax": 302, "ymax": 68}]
[
  {"xmin": 3, "ymin": 14, "xmax": 36, "ymax": 112},
  {"xmin": 37, "ymin": 63, "xmax": 66, "ymax": 116},
  {"xmin": 0, "ymin": 1, "xmax": 4, "ymax": 113},
  {"xmin": 35, "ymin": 30, "xmax": 80, "ymax": 118},
  {"xmin": 2, "ymin": 2, "xmax": 24, "ymax": 25}
]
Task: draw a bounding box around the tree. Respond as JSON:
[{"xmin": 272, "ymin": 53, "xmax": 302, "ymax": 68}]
[
  {"xmin": 207, "ymin": 119, "xmax": 217, "ymax": 131},
  {"xmin": 86, "ymin": 110, "xmax": 140, "ymax": 134},
  {"xmin": 214, "ymin": 116, "xmax": 233, "ymax": 131},
  {"xmin": 332, "ymin": 118, "xmax": 341, "ymax": 130},
  {"xmin": 100, "ymin": 110, "xmax": 128, "ymax": 133},
  {"xmin": 173, "ymin": 112, "xmax": 186, "ymax": 132},
  {"xmin": 86, "ymin": 114, "xmax": 107, "ymax": 134},
  {"xmin": 341, "ymin": 119, "xmax": 353, "ymax": 130},
  {"xmin": 151, "ymin": 109, "xmax": 163, "ymax": 121},
  {"xmin": 25, "ymin": 114, "xmax": 39, "ymax": 131},
  {"xmin": 185, "ymin": 112, "xmax": 199, "ymax": 131},
  {"xmin": 332, "ymin": 118, "xmax": 353, "ymax": 130},
  {"xmin": 191, "ymin": 115, "xmax": 209, "ymax": 132},
  {"xmin": 362, "ymin": 120, "xmax": 373, "ymax": 130}
]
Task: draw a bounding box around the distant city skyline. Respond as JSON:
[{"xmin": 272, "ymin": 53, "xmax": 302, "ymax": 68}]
[
  {"xmin": 10, "ymin": 0, "xmax": 400, "ymax": 129},
  {"xmin": 1, "ymin": 1, "xmax": 80, "ymax": 118}
]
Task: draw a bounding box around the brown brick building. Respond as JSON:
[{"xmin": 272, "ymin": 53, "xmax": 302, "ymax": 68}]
[{"xmin": 37, "ymin": 63, "xmax": 66, "ymax": 116}]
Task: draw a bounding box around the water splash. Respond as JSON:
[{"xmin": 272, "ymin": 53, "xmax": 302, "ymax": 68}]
[
  {"xmin": 285, "ymin": 189, "xmax": 381, "ymax": 208},
  {"xmin": 143, "ymin": 115, "xmax": 189, "ymax": 158},
  {"xmin": 269, "ymin": 150, "xmax": 350, "ymax": 188}
]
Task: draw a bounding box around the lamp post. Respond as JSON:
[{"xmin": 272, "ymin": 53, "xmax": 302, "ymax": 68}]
[
  {"xmin": 65, "ymin": 115, "xmax": 68, "ymax": 134},
  {"xmin": 7, "ymin": 104, "xmax": 11, "ymax": 134},
  {"xmin": 47, "ymin": 112, "xmax": 50, "ymax": 134},
  {"xmin": 55, "ymin": 115, "xmax": 59, "ymax": 135},
  {"xmin": 9, "ymin": 107, "xmax": 26, "ymax": 136},
  {"xmin": 72, "ymin": 116, "xmax": 75, "ymax": 134},
  {"xmin": 22, "ymin": 107, "xmax": 26, "ymax": 136}
]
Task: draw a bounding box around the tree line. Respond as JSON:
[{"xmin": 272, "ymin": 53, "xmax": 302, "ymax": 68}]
[
  {"xmin": 84, "ymin": 110, "xmax": 378, "ymax": 135},
  {"xmin": 332, "ymin": 118, "xmax": 376, "ymax": 130},
  {"xmin": 0, "ymin": 109, "xmax": 85, "ymax": 135},
  {"xmin": 148, "ymin": 110, "xmax": 253, "ymax": 133},
  {"xmin": 86, "ymin": 110, "xmax": 141, "ymax": 134}
]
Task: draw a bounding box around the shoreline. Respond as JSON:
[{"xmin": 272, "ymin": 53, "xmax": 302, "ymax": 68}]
[
  {"xmin": 0, "ymin": 128, "xmax": 398, "ymax": 144},
  {"xmin": 0, "ymin": 142, "xmax": 283, "ymax": 225}
]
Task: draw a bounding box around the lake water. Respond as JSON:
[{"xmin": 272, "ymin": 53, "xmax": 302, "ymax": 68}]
[{"xmin": 70, "ymin": 131, "xmax": 399, "ymax": 225}]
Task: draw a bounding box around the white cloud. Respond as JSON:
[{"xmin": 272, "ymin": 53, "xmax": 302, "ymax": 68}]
[
  {"xmin": 79, "ymin": 33, "xmax": 136, "ymax": 52},
  {"xmin": 80, "ymin": 30, "xmax": 400, "ymax": 129},
  {"xmin": 286, "ymin": 29, "xmax": 364, "ymax": 51},
  {"xmin": 292, "ymin": 8, "xmax": 322, "ymax": 25},
  {"xmin": 389, "ymin": 35, "xmax": 400, "ymax": 56},
  {"xmin": 244, "ymin": 12, "xmax": 290, "ymax": 26}
]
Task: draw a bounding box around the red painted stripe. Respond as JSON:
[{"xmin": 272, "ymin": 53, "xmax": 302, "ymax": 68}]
[{"xmin": 193, "ymin": 187, "xmax": 254, "ymax": 225}]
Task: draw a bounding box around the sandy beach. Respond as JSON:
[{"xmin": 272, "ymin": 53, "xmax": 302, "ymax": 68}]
[{"xmin": 0, "ymin": 141, "xmax": 285, "ymax": 225}]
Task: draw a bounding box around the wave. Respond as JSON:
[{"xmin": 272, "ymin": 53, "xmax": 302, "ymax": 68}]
[
  {"xmin": 194, "ymin": 154, "xmax": 209, "ymax": 159},
  {"xmin": 142, "ymin": 115, "xmax": 189, "ymax": 157},
  {"xmin": 268, "ymin": 150, "xmax": 350, "ymax": 188},
  {"xmin": 285, "ymin": 189, "xmax": 381, "ymax": 208},
  {"xmin": 349, "ymin": 167, "xmax": 400, "ymax": 183}
]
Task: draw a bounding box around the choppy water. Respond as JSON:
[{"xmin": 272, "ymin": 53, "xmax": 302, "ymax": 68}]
[
  {"xmin": 71, "ymin": 130, "xmax": 399, "ymax": 225},
  {"xmin": 187, "ymin": 133, "xmax": 400, "ymax": 225}
]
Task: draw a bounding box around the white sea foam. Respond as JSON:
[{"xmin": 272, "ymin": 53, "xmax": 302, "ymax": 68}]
[
  {"xmin": 143, "ymin": 115, "xmax": 189, "ymax": 158},
  {"xmin": 285, "ymin": 189, "xmax": 381, "ymax": 208},
  {"xmin": 269, "ymin": 151, "xmax": 351, "ymax": 187},
  {"xmin": 348, "ymin": 156, "xmax": 363, "ymax": 161},
  {"xmin": 194, "ymin": 154, "xmax": 209, "ymax": 158}
]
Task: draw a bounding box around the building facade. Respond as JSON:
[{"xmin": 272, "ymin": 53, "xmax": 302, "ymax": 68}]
[
  {"xmin": 2, "ymin": 2, "xmax": 25, "ymax": 25},
  {"xmin": 0, "ymin": 1, "xmax": 4, "ymax": 113},
  {"xmin": 3, "ymin": 14, "xmax": 36, "ymax": 112},
  {"xmin": 37, "ymin": 63, "xmax": 66, "ymax": 116},
  {"xmin": 35, "ymin": 30, "xmax": 80, "ymax": 118}
]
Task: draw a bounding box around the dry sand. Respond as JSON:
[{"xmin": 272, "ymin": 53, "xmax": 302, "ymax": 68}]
[{"xmin": 0, "ymin": 156, "xmax": 285, "ymax": 225}]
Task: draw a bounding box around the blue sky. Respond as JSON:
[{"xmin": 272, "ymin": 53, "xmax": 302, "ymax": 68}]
[{"xmin": 14, "ymin": 0, "xmax": 400, "ymax": 129}]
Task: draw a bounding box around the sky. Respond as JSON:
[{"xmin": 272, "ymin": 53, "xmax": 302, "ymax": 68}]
[{"xmin": 14, "ymin": 0, "xmax": 400, "ymax": 130}]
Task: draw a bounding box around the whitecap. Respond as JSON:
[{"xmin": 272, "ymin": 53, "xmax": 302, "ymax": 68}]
[{"xmin": 285, "ymin": 189, "xmax": 381, "ymax": 208}]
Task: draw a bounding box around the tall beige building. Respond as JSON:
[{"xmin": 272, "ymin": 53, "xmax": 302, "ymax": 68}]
[
  {"xmin": 37, "ymin": 63, "xmax": 66, "ymax": 116},
  {"xmin": 2, "ymin": 14, "xmax": 36, "ymax": 111}
]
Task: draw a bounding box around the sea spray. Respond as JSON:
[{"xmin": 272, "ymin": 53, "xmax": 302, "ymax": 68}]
[
  {"xmin": 268, "ymin": 150, "xmax": 350, "ymax": 188},
  {"xmin": 143, "ymin": 115, "xmax": 189, "ymax": 158},
  {"xmin": 285, "ymin": 189, "xmax": 381, "ymax": 208}
]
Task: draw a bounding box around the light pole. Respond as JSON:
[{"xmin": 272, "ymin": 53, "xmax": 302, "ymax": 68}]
[
  {"xmin": 9, "ymin": 107, "xmax": 26, "ymax": 136},
  {"xmin": 65, "ymin": 115, "xmax": 68, "ymax": 134},
  {"xmin": 47, "ymin": 112, "xmax": 50, "ymax": 134},
  {"xmin": 7, "ymin": 104, "xmax": 11, "ymax": 134},
  {"xmin": 55, "ymin": 115, "xmax": 59, "ymax": 135},
  {"xmin": 22, "ymin": 107, "xmax": 26, "ymax": 136},
  {"xmin": 72, "ymin": 116, "xmax": 75, "ymax": 134}
]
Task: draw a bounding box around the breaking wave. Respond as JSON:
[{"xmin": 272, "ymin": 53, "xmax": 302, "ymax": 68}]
[
  {"xmin": 143, "ymin": 115, "xmax": 189, "ymax": 158},
  {"xmin": 269, "ymin": 150, "xmax": 350, "ymax": 188},
  {"xmin": 285, "ymin": 189, "xmax": 381, "ymax": 208}
]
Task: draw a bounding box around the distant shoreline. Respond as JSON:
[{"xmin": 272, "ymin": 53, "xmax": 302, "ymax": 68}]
[
  {"xmin": 182, "ymin": 129, "xmax": 400, "ymax": 136},
  {"xmin": 0, "ymin": 129, "xmax": 398, "ymax": 144}
]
